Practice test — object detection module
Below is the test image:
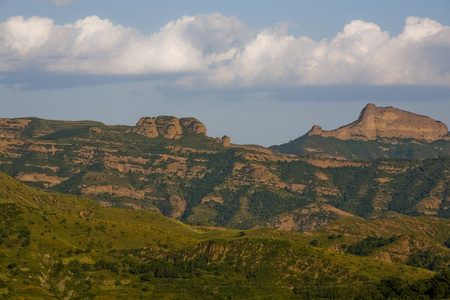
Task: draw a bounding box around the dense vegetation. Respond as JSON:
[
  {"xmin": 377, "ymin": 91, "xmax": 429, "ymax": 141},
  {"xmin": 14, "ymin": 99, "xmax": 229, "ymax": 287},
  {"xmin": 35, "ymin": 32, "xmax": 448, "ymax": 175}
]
[
  {"xmin": 325, "ymin": 164, "xmax": 378, "ymax": 217},
  {"xmin": 407, "ymin": 250, "xmax": 450, "ymax": 271},
  {"xmin": 388, "ymin": 157, "xmax": 449, "ymax": 215},
  {"xmin": 248, "ymin": 188, "xmax": 311, "ymax": 219},
  {"xmin": 355, "ymin": 271, "xmax": 450, "ymax": 300},
  {"xmin": 182, "ymin": 149, "xmax": 238, "ymax": 220},
  {"xmin": 346, "ymin": 236, "xmax": 399, "ymax": 256}
]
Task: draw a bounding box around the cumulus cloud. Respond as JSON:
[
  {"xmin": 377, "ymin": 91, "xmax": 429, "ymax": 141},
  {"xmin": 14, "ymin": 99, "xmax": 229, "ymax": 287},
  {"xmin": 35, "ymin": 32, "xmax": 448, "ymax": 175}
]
[
  {"xmin": 204, "ymin": 16, "xmax": 450, "ymax": 87},
  {"xmin": 0, "ymin": 13, "xmax": 449, "ymax": 89}
]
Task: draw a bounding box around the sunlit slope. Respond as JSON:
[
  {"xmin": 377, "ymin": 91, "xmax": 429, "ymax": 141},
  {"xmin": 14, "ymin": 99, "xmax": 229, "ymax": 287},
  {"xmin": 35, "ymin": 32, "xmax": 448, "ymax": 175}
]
[
  {"xmin": 0, "ymin": 172, "xmax": 444, "ymax": 299},
  {"xmin": 0, "ymin": 202, "xmax": 434, "ymax": 299}
]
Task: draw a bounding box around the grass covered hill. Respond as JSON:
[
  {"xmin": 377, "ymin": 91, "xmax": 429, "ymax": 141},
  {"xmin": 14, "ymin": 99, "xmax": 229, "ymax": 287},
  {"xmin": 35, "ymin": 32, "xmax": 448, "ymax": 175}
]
[{"xmin": 0, "ymin": 171, "xmax": 449, "ymax": 299}]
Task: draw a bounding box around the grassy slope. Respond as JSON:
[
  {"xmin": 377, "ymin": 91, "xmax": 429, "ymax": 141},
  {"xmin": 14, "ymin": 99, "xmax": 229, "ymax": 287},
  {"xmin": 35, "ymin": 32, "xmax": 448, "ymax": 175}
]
[{"xmin": 0, "ymin": 172, "xmax": 444, "ymax": 299}]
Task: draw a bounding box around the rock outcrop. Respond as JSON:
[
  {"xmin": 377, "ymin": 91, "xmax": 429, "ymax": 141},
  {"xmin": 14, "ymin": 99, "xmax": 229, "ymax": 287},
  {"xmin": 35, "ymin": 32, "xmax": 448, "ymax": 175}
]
[
  {"xmin": 180, "ymin": 118, "xmax": 207, "ymax": 135},
  {"xmin": 156, "ymin": 116, "xmax": 183, "ymax": 139},
  {"xmin": 132, "ymin": 116, "xmax": 207, "ymax": 139},
  {"xmin": 221, "ymin": 135, "xmax": 230, "ymax": 147},
  {"xmin": 308, "ymin": 103, "xmax": 448, "ymax": 142},
  {"xmin": 133, "ymin": 117, "xmax": 159, "ymax": 138}
]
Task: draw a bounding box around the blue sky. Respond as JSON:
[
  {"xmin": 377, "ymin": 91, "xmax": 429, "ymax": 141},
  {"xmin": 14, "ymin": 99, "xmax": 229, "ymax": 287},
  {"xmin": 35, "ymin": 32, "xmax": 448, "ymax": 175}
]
[{"xmin": 1, "ymin": 0, "xmax": 450, "ymax": 146}]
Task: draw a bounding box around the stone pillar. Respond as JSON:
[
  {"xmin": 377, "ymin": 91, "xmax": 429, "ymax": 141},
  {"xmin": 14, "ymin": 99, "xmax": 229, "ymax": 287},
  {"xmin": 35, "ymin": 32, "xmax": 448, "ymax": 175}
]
[{"xmin": 221, "ymin": 135, "xmax": 230, "ymax": 147}]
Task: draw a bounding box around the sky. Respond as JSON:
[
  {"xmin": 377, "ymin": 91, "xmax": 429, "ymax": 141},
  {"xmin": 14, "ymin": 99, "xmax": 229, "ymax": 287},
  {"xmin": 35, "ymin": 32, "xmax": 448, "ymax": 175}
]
[{"xmin": 1, "ymin": 0, "xmax": 450, "ymax": 146}]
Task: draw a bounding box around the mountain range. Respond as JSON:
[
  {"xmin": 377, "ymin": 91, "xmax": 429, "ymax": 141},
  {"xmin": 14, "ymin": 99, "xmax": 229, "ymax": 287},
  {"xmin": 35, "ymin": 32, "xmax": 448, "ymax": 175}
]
[
  {"xmin": 1, "ymin": 103, "xmax": 450, "ymax": 298},
  {"xmin": 0, "ymin": 104, "xmax": 449, "ymax": 230}
]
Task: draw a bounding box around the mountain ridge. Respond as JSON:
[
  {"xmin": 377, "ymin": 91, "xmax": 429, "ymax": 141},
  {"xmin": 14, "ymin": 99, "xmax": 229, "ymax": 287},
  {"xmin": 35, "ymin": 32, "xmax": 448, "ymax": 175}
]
[{"xmin": 0, "ymin": 105, "xmax": 449, "ymax": 232}]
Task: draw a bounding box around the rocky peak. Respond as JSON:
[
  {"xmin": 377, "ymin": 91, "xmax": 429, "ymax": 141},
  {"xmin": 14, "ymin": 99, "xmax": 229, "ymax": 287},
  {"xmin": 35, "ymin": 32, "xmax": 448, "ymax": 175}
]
[
  {"xmin": 307, "ymin": 125, "xmax": 323, "ymax": 136},
  {"xmin": 180, "ymin": 118, "xmax": 207, "ymax": 135},
  {"xmin": 308, "ymin": 103, "xmax": 448, "ymax": 142},
  {"xmin": 132, "ymin": 116, "xmax": 207, "ymax": 139}
]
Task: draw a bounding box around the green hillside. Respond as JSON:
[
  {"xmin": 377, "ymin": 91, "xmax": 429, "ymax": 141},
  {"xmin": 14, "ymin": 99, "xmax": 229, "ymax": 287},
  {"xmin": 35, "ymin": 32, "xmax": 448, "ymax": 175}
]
[
  {"xmin": 271, "ymin": 134, "xmax": 450, "ymax": 160},
  {"xmin": 1, "ymin": 172, "xmax": 449, "ymax": 299}
]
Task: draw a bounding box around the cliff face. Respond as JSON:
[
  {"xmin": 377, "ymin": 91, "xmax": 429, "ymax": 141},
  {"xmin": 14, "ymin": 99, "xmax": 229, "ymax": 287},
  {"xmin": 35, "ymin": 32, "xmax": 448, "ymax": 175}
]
[
  {"xmin": 308, "ymin": 103, "xmax": 449, "ymax": 142},
  {"xmin": 132, "ymin": 116, "xmax": 207, "ymax": 139}
]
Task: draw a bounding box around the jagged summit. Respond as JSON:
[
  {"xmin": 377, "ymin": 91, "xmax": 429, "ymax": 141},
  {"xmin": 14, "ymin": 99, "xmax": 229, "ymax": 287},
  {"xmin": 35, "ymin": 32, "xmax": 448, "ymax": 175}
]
[{"xmin": 308, "ymin": 103, "xmax": 449, "ymax": 142}]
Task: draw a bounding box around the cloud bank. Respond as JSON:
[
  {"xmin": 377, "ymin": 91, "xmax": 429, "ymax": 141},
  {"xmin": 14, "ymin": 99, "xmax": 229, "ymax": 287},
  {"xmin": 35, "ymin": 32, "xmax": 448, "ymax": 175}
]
[{"xmin": 0, "ymin": 13, "xmax": 449, "ymax": 89}]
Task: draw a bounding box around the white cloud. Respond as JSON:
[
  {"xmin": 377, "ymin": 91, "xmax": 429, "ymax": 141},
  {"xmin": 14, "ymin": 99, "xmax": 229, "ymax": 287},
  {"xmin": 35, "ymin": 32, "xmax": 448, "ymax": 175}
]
[
  {"xmin": 203, "ymin": 17, "xmax": 450, "ymax": 87},
  {"xmin": 0, "ymin": 14, "xmax": 449, "ymax": 88},
  {"xmin": 0, "ymin": 16, "xmax": 53, "ymax": 55},
  {"xmin": 0, "ymin": 15, "xmax": 211, "ymax": 74}
]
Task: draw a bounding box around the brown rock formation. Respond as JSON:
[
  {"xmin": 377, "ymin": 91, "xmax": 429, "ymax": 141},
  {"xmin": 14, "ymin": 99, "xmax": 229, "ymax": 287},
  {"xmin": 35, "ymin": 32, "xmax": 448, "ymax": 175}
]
[
  {"xmin": 308, "ymin": 103, "xmax": 448, "ymax": 142},
  {"xmin": 16, "ymin": 172, "xmax": 68, "ymax": 187},
  {"xmin": 132, "ymin": 117, "xmax": 159, "ymax": 138},
  {"xmin": 221, "ymin": 135, "xmax": 230, "ymax": 147},
  {"xmin": 307, "ymin": 125, "xmax": 323, "ymax": 136},
  {"xmin": 81, "ymin": 185, "xmax": 147, "ymax": 200},
  {"xmin": 180, "ymin": 118, "xmax": 207, "ymax": 135},
  {"xmin": 155, "ymin": 116, "xmax": 183, "ymax": 139},
  {"xmin": 132, "ymin": 116, "xmax": 207, "ymax": 139}
]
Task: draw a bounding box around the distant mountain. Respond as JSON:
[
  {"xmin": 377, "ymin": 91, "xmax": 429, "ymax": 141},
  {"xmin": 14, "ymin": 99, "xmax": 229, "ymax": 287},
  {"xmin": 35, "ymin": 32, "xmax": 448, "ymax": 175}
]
[{"xmin": 271, "ymin": 103, "xmax": 450, "ymax": 160}]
